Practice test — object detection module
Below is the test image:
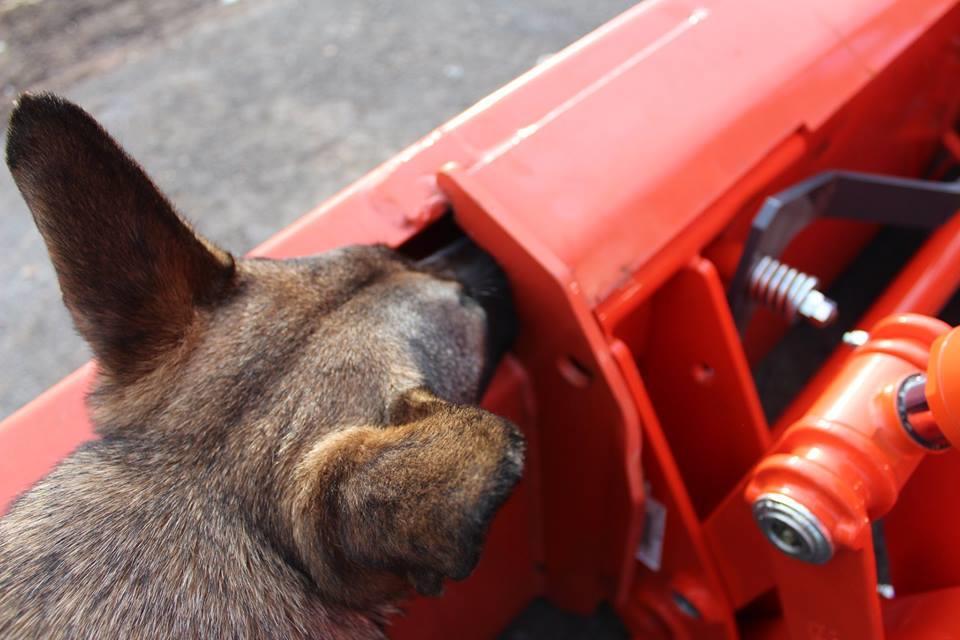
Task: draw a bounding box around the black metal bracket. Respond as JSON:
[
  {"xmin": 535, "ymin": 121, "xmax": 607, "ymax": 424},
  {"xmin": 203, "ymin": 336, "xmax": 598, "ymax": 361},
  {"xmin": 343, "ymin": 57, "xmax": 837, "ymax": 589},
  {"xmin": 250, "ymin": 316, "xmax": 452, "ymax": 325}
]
[{"xmin": 728, "ymin": 171, "xmax": 960, "ymax": 332}]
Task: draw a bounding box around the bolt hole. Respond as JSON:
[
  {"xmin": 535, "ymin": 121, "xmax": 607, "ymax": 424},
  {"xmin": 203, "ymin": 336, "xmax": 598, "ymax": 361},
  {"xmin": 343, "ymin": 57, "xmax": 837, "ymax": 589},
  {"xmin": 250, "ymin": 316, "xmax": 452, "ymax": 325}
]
[
  {"xmin": 670, "ymin": 591, "xmax": 701, "ymax": 620},
  {"xmin": 557, "ymin": 355, "xmax": 592, "ymax": 388},
  {"xmin": 692, "ymin": 362, "xmax": 715, "ymax": 384}
]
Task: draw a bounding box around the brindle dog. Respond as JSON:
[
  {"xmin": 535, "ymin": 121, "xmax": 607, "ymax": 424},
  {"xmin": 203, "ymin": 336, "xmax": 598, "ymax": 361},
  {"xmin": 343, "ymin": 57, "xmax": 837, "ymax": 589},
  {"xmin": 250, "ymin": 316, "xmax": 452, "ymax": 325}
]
[{"xmin": 0, "ymin": 93, "xmax": 524, "ymax": 639}]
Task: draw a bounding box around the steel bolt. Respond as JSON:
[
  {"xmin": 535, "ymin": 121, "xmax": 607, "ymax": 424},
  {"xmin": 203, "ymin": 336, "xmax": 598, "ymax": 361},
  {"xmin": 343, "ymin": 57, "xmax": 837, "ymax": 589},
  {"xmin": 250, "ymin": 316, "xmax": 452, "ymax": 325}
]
[
  {"xmin": 752, "ymin": 493, "xmax": 834, "ymax": 564},
  {"xmin": 797, "ymin": 289, "xmax": 839, "ymax": 328}
]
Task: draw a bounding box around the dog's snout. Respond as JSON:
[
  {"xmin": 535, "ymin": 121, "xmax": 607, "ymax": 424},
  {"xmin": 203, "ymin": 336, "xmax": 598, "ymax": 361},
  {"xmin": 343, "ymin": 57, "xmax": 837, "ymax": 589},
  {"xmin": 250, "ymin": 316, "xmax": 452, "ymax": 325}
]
[{"xmin": 417, "ymin": 236, "xmax": 518, "ymax": 381}]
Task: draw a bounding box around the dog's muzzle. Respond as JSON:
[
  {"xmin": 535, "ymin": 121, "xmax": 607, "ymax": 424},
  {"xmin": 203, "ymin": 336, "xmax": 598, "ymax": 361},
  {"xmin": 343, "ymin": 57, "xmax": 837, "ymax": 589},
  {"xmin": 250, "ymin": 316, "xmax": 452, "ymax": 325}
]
[{"xmin": 416, "ymin": 236, "xmax": 518, "ymax": 389}]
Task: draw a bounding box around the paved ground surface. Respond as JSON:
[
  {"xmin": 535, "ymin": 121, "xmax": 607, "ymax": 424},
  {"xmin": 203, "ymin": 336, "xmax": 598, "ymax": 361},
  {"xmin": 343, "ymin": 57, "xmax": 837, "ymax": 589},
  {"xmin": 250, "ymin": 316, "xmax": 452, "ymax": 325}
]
[
  {"xmin": 0, "ymin": 0, "xmax": 634, "ymax": 419},
  {"xmin": 0, "ymin": 0, "xmax": 632, "ymax": 636}
]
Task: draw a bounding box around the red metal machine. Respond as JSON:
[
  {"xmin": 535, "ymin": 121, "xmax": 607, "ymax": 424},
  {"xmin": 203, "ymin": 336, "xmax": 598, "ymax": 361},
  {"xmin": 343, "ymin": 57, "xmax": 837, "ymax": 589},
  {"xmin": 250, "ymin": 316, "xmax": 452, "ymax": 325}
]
[{"xmin": 5, "ymin": 0, "xmax": 960, "ymax": 637}]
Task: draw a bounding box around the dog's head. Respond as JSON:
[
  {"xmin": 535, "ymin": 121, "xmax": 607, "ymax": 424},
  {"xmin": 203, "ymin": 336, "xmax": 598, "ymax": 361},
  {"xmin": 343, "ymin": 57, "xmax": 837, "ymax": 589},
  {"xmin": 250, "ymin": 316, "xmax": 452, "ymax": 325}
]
[{"xmin": 5, "ymin": 94, "xmax": 524, "ymax": 605}]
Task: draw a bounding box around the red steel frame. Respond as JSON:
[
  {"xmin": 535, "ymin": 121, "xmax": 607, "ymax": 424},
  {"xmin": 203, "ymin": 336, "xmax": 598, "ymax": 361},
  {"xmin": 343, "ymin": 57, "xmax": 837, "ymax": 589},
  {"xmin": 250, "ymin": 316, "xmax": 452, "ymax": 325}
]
[{"xmin": 5, "ymin": 0, "xmax": 960, "ymax": 637}]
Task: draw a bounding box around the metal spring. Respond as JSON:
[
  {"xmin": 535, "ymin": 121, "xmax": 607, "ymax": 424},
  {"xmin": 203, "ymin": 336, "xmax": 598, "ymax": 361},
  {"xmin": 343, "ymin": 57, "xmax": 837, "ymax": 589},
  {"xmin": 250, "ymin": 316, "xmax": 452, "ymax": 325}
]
[{"xmin": 748, "ymin": 256, "xmax": 820, "ymax": 322}]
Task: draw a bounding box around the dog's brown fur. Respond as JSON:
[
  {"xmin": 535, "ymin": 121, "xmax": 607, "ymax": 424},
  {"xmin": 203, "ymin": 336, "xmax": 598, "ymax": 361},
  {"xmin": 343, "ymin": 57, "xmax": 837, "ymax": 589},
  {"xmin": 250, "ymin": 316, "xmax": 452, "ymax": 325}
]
[{"xmin": 0, "ymin": 94, "xmax": 524, "ymax": 638}]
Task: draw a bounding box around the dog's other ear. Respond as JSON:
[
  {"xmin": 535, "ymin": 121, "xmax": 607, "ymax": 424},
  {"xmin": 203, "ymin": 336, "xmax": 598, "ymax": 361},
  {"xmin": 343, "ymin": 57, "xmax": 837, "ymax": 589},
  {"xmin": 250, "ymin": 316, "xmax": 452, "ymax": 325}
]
[
  {"xmin": 5, "ymin": 93, "xmax": 234, "ymax": 380},
  {"xmin": 293, "ymin": 388, "xmax": 525, "ymax": 600}
]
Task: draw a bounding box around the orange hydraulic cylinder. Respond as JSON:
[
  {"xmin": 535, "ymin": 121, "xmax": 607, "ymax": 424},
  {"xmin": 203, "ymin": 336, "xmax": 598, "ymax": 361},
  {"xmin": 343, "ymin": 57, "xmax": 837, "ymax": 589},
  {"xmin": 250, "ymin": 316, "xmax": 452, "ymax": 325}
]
[
  {"xmin": 746, "ymin": 314, "xmax": 950, "ymax": 557},
  {"xmin": 775, "ymin": 212, "xmax": 960, "ymax": 436}
]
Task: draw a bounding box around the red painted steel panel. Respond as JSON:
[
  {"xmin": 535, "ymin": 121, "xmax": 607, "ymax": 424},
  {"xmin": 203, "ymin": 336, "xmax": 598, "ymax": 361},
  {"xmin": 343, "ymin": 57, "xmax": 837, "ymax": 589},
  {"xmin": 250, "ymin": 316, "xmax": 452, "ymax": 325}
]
[{"xmin": 4, "ymin": 0, "xmax": 960, "ymax": 636}]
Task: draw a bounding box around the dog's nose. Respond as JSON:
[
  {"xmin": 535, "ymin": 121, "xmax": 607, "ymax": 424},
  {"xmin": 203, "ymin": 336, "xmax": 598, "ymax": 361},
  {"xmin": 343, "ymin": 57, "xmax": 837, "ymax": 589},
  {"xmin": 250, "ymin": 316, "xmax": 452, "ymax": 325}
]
[{"xmin": 416, "ymin": 236, "xmax": 518, "ymax": 373}]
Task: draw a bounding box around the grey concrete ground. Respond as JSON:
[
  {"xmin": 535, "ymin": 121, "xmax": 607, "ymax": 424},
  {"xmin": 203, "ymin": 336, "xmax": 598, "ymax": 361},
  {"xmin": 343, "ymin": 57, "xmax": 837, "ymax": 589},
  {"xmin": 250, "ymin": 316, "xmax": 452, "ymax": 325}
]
[{"xmin": 0, "ymin": 0, "xmax": 634, "ymax": 419}]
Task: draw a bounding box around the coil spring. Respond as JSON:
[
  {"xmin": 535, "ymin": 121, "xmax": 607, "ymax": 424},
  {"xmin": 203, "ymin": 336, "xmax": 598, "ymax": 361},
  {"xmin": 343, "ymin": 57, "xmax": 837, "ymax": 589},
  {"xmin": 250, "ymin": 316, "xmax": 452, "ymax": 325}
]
[{"xmin": 748, "ymin": 256, "xmax": 820, "ymax": 322}]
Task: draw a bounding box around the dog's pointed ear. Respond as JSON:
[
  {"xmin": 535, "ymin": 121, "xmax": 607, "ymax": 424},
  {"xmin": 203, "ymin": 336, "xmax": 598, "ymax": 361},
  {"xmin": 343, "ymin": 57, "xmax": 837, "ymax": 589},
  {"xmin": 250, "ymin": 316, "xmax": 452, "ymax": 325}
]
[
  {"xmin": 5, "ymin": 93, "xmax": 234, "ymax": 380},
  {"xmin": 293, "ymin": 388, "xmax": 525, "ymax": 599}
]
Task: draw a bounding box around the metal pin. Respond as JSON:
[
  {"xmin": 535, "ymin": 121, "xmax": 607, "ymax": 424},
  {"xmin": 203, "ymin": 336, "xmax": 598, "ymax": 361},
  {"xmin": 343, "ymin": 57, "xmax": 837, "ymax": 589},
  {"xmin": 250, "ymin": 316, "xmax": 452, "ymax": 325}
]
[
  {"xmin": 842, "ymin": 330, "xmax": 870, "ymax": 347},
  {"xmin": 752, "ymin": 493, "xmax": 834, "ymax": 564}
]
